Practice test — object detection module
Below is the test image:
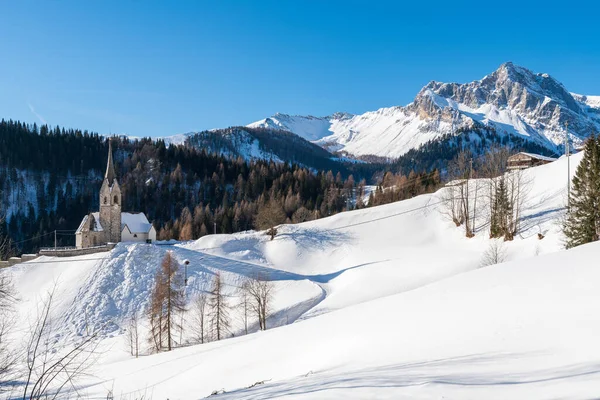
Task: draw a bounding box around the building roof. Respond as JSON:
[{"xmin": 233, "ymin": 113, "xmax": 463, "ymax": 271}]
[
  {"xmin": 76, "ymin": 212, "xmax": 153, "ymax": 234},
  {"xmin": 121, "ymin": 212, "xmax": 153, "ymax": 233},
  {"xmin": 509, "ymin": 152, "xmax": 557, "ymax": 162},
  {"xmin": 75, "ymin": 212, "xmax": 104, "ymax": 234}
]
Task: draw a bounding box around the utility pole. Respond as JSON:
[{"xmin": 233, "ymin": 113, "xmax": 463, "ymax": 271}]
[
  {"xmin": 213, "ymin": 222, "xmax": 216, "ymax": 235},
  {"xmin": 565, "ymin": 122, "xmax": 571, "ymax": 211},
  {"xmin": 54, "ymin": 230, "xmax": 57, "ymax": 251}
]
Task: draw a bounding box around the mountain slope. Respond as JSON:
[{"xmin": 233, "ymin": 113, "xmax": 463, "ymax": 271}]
[
  {"xmin": 171, "ymin": 126, "xmax": 355, "ymax": 172},
  {"xmin": 248, "ymin": 63, "xmax": 600, "ymax": 158},
  {"xmin": 2, "ymin": 152, "xmax": 585, "ymax": 398}
]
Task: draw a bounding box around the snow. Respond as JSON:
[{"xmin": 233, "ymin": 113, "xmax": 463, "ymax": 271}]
[
  {"xmin": 4, "ymin": 152, "xmax": 597, "ymax": 399},
  {"xmin": 121, "ymin": 212, "xmax": 153, "ymax": 233},
  {"xmin": 246, "ymin": 66, "xmax": 600, "ymax": 159},
  {"xmin": 516, "ymin": 152, "xmax": 558, "ymax": 162},
  {"xmin": 76, "ymin": 212, "xmax": 104, "ymax": 232}
]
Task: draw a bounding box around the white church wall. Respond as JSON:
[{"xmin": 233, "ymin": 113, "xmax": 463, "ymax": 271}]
[{"xmin": 121, "ymin": 226, "xmax": 151, "ymax": 243}]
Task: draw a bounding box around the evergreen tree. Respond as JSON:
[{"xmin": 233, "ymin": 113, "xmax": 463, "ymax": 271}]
[
  {"xmin": 490, "ymin": 177, "xmax": 510, "ymax": 239},
  {"xmin": 563, "ymin": 136, "xmax": 600, "ymax": 248}
]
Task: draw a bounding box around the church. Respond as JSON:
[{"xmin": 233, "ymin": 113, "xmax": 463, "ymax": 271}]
[{"xmin": 75, "ymin": 140, "xmax": 157, "ymax": 248}]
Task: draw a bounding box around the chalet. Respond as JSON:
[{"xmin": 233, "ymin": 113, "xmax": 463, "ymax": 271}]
[{"xmin": 507, "ymin": 152, "xmax": 556, "ymax": 170}]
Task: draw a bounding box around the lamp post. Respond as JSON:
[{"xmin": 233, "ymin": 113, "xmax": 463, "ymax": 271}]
[{"xmin": 183, "ymin": 259, "xmax": 190, "ymax": 286}]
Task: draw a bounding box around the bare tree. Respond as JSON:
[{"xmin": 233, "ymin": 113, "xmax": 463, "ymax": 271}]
[
  {"xmin": 480, "ymin": 240, "xmax": 508, "ymax": 267},
  {"xmin": 441, "ymin": 182, "xmax": 464, "ymax": 227},
  {"xmin": 480, "ymin": 145, "xmax": 512, "ymax": 238},
  {"xmin": 0, "ymin": 214, "xmax": 12, "ymax": 261},
  {"xmin": 126, "ymin": 313, "xmax": 140, "ymax": 358},
  {"xmin": 505, "ymin": 169, "xmax": 531, "ymax": 240},
  {"xmin": 148, "ymin": 251, "xmax": 186, "ymax": 352},
  {"xmin": 243, "ymin": 274, "xmax": 275, "ymax": 331},
  {"xmin": 23, "ymin": 286, "xmax": 100, "ymax": 399},
  {"xmin": 237, "ymin": 281, "xmax": 251, "ymax": 335},
  {"xmin": 447, "ymin": 150, "xmax": 475, "ymax": 237},
  {"xmin": 0, "ymin": 272, "xmax": 16, "ymax": 388},
  {"xmin": 255, "ymin": 201, "xmax": 287, "ymax": 240},
  {"xmin": 190, "ymin": 292, "xmax": 208, "ymax": 344},
  {"xmin": 148, "ymin": 274, "xmax": 164, "ymax": 353},
  {"xmin": 208, "ymin": 272, "xmax": 230, "ymax": 341},
  {"xmin": 291, "ymin": 207, "xmax": 314, "ymax": 224}
]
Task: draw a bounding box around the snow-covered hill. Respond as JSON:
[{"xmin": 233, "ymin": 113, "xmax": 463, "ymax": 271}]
[
  {"xmin": 248, "ymin": 63, "xmax": 600, "ymax": 158},
  {"xmin": 4, "ymin": 152, "xmax": 596, "ymax": 398}
]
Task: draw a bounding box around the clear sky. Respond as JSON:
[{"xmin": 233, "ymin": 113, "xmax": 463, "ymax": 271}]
[{"xmin": 1, "ymin": 0, "xmax": 598, "ymax": 138}]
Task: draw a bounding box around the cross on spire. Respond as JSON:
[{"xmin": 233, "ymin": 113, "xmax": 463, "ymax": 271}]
[{"xmin": 105, "ymin": 138, "xmax": 116, "ymax": 184}]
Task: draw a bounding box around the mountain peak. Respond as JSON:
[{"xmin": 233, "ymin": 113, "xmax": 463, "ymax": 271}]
[{"xmin": 494, "ymin": 61, "xmax": 535, "ymax": 82}]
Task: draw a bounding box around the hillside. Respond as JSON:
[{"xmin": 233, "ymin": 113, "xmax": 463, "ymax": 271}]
[
  {"xmin": 0, "ymin": 120, "xmax": 372, "ymax": 257},
  {"xmin": 0, "ymin": 152, "xmax": 588, "ymax": 398},
  {"xmin": 180, "ymin": 126, "xmax": 351, "ymax": 173},
  {"xmin": 248, "ymin": 63, "xmax": 600, "ymax": 158}
]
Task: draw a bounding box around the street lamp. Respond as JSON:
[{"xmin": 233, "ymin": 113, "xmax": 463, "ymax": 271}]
[{"xmin": 183, "ymin": 259, "xmax": 190, "ymax": 286}]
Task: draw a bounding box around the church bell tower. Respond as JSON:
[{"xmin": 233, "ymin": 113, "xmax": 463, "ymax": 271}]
[{"xmin": 99, "ymin": 139, "xmax": 122, "ymax": 243}]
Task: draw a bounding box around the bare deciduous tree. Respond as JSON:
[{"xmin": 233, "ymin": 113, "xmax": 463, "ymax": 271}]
[
  {"xmin": 255, "ymin": 201, "xmax": 287, "ymax": 240},
  {"xmin": 208, "ymin": 272, "xmax": 230, "ymax": 341},
  {"xmin": 0, "ymin": 272, "xmax": 16, "ymax": 388},
  {"xmin": 23, "ymin": 286, "xmax": 100, "ymax": 399},
  {"xmin": 126, "ymin": 313, "xmax": 140, "ymax": 358},
  {"xmin": 449, "ymin": 150, "xmax": 475, "ymax": 237},
  {"xmin": 480, "ymin": 240, "xmax": 508, "ymax": 267},
  {"xmin": 242, "ymin": 274, "xmax": 275, "ymax": 331},
  {"xmin": 148, "ymin": 251, "xmax": 186, "ymax": 352},
  {"xmin": 504, "ymin": 169, "xmax": 531, "ymax": 240},
  {"xmin": 237, "ymin": 281, "xmax": 251, "ymax": 335},
  {"xmin": 441, "ymin": 182, "xmax": 465, "ymax": 227},
  {"xmin": 191, "ymin": 292, "xmax": 208, "ymax": 344}
]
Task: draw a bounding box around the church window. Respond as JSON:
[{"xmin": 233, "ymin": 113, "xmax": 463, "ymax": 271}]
[
  {"xmin": 104, "ymin": 197, "xmax": 108, "ymax": 204},
  {"xmin": 133, "ymin": 234, "xmax": 138, "ymax": 238},
  {"xmin": 114, "ymin": 195, "xmax": 119, "ymax": 204}
]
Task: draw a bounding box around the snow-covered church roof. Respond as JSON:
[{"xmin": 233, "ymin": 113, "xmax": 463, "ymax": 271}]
[
  {"xmin": 121, "ymin": 212, "xmax": 153, "ymax": 234},
  {"xmin": 76, "ymin": 212, "xmax": 104, "ymax": 233},
  {"xmin": 76, "ymin": 212, "xmax": 153, "ymax": 234}
]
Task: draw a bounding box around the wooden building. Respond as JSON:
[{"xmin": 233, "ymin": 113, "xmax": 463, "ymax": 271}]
[{"xmin": 507, "ymin": 152, "xmax": 556, "ymax": 170}]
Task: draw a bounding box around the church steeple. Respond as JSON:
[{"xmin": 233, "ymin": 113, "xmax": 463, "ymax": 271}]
[
  {"xmin": 99, "ymin": 137, "xmax": 121, "ymax": 244},
  {"xmin": 105, "ymin": 138, "xmax": 116, "ymax": 184}
]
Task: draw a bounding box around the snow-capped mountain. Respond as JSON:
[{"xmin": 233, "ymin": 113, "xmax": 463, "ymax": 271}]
[{"xmin": 248, "ymin": 63, "xmax": 600, "ymax": 158}]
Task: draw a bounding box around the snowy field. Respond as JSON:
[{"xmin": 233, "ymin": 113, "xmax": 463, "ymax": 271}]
[{"xmin": 3, "ymin": 152, "xmax": 599, "ymax": 399}]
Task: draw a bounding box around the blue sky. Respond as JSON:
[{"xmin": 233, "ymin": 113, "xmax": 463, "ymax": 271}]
[{"xmin": 1, "ymin": 0, "xmax": 598, "ymax": 138}]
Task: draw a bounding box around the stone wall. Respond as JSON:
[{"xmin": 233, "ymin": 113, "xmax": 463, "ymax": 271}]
[
  {"xmin": 78, "ymin": 230, "xmax": 106, "ymax": 249},
  {"xmin": 39, "ymin": 243, "xmax": 115, "ymax": 257},
  {"xmin": 0, "ymin": 254, "xmax": 39, "ymax": 268}
]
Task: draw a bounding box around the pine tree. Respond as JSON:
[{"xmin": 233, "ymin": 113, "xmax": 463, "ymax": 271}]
[
  {"xmin": 490, "ymin": 177, "xmax": 510, "ymax": 239},
  {"xmin": 563, "ymin": 136, "xmax": 600, "ymax": 248}
]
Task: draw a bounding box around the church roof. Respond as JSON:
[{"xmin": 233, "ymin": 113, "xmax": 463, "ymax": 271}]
[
  {"xmin": 121, "ymin": 212, "xmax": 153, "ymax": 234},
  {"xmin": 76, "ymin": 212, "xmax": 153, "ymax": 235},
  {"xmin": 75, "ymin": 212, "xmax": 104, "ymax": 234}
]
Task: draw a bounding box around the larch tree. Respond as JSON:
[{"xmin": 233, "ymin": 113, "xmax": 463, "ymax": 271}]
[
  {"xmin": 148, "ymin": 251, "xmax": 186, "ymax": 352},
  {"xmin": 563, "ymin": 136, "xmax": 600, "ymax": 248},
  {"xmin": 191, "ymin": 292, "xmax": 208, "ymax": 344},
  {"xmin": 255, "ymin": 200, "xmax": 287, "ymax": 240},
  {"xmin": 208, "ymin": 272, "xmax": 230, "ymax": 341},
  {"xmin": 243, "ymin": 274, "xmax": 275, "ymax": 331}
]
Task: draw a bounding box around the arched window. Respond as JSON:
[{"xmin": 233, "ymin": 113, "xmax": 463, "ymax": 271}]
[
  {"xmin": 104, "ymin": 197, "xmax": 108, "ymax": 204},
  {"xmin": 113, "ymin": 195, "xmax": 119, "ymax": 204}
]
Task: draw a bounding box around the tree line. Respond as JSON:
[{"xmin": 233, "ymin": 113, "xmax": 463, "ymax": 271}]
[{"xmin": 0, "ymin": 120, "xmax": 375, "ymax": 256}]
